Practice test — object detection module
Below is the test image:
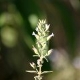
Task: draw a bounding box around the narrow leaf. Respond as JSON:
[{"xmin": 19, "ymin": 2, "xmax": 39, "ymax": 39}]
[
  {"xmin": 26, "ymin": 70, "xmax": 37, "ymax": 73},
  {"xmin": 42, "ymin": 71, "xmax": 53, "ymax": 74}
]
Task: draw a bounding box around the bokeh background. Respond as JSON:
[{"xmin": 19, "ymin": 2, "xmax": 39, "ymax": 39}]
[{"xmin": 0, "ymin": 0, "xmax": 80, "ymax": 80}]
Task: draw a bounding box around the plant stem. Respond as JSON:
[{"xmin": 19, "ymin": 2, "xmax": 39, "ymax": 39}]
[{"xmin": 37, "ymin": 57, "xmax": 43, "ymax": 80}]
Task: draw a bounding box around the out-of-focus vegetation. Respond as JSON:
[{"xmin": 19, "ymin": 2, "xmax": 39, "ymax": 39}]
[{"xmin": 0, "ymin": 0, "xmax": 80, "ymax": 80}]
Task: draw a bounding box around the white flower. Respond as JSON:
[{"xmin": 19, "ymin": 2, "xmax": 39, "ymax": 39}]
[
  {"xmin": 32, "ymin": 32, "xmax": 36, "ymax": 36},
  {"xmin": 39, "ymin": 19, "xmax": 46, "ymax": 24},
  {"xmin": 47, "ymin": 33, "xmax": 54, "ymax": 41},
  {"xmin": 32, "ymin": 32, "xmax": 39, "ymax": 39}
]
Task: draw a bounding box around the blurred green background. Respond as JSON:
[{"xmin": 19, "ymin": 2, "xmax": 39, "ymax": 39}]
[{"xmin": 0, "ymin": 0, "xmax": 80, "ymax": 80}]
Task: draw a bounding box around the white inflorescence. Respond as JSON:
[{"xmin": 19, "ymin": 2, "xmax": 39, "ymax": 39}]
[
  {"xmin": 26, "ymin": 19, "xmax": 54, "ymax": 80},
  {"xmin": 32, "ymin": 19, "xmax": 54, "ymax": 57}
]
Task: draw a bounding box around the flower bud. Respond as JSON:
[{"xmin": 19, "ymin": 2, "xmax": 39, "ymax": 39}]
[
  {"xmin": 47, "ymin": 49, "xmax": 53, "ymax": 56},
  {"xmin": 45, "ymin": 24, "xmax": 50, "ymax": 31},
  {"xmin": 32, "ymin": 45, "xmax": 39, "ymax": 55},
  {"xmin": 30, "ymin": 62, "xmax": 36, "ymax": 69}
]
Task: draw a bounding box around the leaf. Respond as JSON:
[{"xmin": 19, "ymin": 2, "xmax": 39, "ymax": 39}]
[
  {"xmin": 42, "ymin": 71, "xmax": 53, "ymax": 74},
  {"xmin": 33, "ymin": 55, "xmax": 40, "ymax": 57},
  {"xmin": 30, "ymin": 62, "xmax": 36, "ymax": 69},
  {"xmin": 44, "ymin": 57, "xmax": 48, "ymax": 62},
  {"xmin": 26, "ymin": 70, "xmax": 37, "ymax": 73}
]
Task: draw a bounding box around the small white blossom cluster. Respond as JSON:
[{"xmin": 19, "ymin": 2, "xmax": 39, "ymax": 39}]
[
  {"xmin": 26, "ymin": 19, "xmax": 54, "ymax": 80},
  {"xmin": 32, "ymin": 20, "xmax": 54, "ymax": 58}
]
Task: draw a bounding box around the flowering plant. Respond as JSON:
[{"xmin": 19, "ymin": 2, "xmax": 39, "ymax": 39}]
[{"xmin": 26, "ymin": 20, "xmax": 54, "ymax": 80}]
